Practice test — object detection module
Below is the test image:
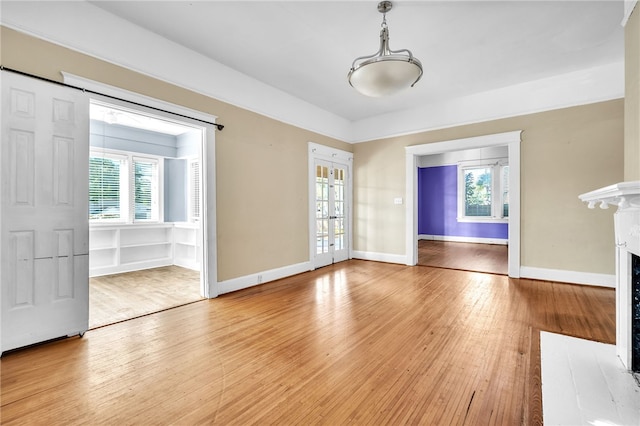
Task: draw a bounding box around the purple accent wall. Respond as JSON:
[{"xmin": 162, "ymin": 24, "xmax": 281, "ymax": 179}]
[{"xmin": 418, "ymin": 165, "xmax": 508, "ymax": 239}]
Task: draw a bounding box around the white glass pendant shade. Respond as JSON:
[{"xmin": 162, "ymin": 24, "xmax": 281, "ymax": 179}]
[
  {"xmin": 349, "ymin": 56, "xmax": 423, "ymax": 97},
  {"xmin": 348, "ymin": 1, "xmax": 423, "ymax": 97}
]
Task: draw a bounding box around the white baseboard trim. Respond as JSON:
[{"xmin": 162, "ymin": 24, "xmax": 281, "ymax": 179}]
[
  {"xmin": 174, "ymin": 260, "xmax": 200, "ymax": 271},
  {"xmin": 352, "ymin": 251, "xmax": 408, "ymax": 265},
  {"xmin": 218, "ymin": 261, "xmax": 312, "ymax": 295},
  {"xmin": 216, "ymin": 260, "xmax": 615, "ymax": 295},
  {"xmin": 418, "ymin": 234, "xmax": 508, "ymax": 245},
  {"xmin": 520, "ymin": 266, "xmax": 615, "ymax": 288},
  {"xmin": 90, "ymin": 259, "xmax": 173, "ymax": 278}
]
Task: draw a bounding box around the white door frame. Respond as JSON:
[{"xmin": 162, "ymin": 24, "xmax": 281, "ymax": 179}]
[
  {"xmin": 308, "ymin": 142, "xmax": 353, "ymax": 269},
  {"xmin": 405, "ymin": 131, "xmax": 521, "ymax": 277},
  {"xmin": 62, "ymin": 73, "xmax": 219, "ymax": 297}
]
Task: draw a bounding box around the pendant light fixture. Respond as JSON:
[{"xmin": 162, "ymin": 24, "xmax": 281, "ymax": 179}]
[{"xmin": 348, "ymin": 1, "xmax": 423, "ymax": 97}]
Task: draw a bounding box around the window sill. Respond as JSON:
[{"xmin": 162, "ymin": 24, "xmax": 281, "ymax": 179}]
[{"xmin": 456, "ymin": 217, "xmax": 508, "ymax": 224}]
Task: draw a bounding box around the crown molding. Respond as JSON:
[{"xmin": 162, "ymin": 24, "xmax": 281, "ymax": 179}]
[
  {"xmin": 0, "ymin": 1, "xmax": 352, "ymax": 142},
  {"xmin": 622, "ymin": 0, "xmax": 637, "ymax": 26},
  {"xmin": 0, "ymin": 1, "xmax": 624, "ymax": 144}
]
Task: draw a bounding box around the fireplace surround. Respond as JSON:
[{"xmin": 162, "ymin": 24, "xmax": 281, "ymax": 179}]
[{"xmin": 580, "ymin": 181, "xmax": 640, "ymax": 372}]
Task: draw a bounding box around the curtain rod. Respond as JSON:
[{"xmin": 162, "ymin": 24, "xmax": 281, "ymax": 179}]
[{"xmin": 0, "ymin": 66, "xmax": 225, "ymax": 131}]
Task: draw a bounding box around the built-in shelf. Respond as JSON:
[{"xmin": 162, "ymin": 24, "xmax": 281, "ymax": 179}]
[
  {"xmin": 89, "ymin": 223, "xmax": 200, "ymax": 276},
  {"xmin": 173, "ymin": 223, "xmax": 201, "ymax": 271},
  {"xmin": 121, "ymin": 242, "xmax": 172, "ymax": 249}
]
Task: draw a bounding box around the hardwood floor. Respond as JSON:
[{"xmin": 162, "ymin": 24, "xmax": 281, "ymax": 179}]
[
  {"xmin": 90, "ymin": 266, "xmax": 201, "ymax": 329},
  {"xmin": 418, "ymin": 240, "xmax": 508, "ymax": 275},
  {"xmin": 1, "ymin": 260, "xmax": 614, "ymax": 425}
]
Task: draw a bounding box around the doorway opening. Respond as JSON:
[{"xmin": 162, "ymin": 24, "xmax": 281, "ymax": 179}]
[
  {"xmin": 88, "ymin": 100, "xmax": 206, "ymax": 328},
  {"xmin": 405, "ymin": 131, "xmax": 521, "ymax": 278},
  {"xmin": 416, "ymin": 146, "xmax": 509, "ymax": 275}
]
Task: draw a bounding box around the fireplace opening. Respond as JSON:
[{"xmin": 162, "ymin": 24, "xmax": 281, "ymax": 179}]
[{"xmin": 633, "ymin": 253, "xmax": 640, "ymax": 373}]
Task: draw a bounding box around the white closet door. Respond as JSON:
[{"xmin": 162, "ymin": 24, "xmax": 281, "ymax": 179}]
[{"xmin": 1, "ymin": 71, "xmax": 90, "ymax": 353}]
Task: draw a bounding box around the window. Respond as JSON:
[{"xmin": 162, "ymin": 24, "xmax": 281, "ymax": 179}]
[
  {"xmin": 133, "ymin": 157, "xmax": 159, "ymax": 221},
  {"xmin": 89, "ymin": 153, "xmax": 126, "ymax": 220},
  {"xmin": 89, "ymin": 149, "xmax": 162, "ymax": 223},
  {"xmin": 458, "ymin": 159, "xmax": 508, "ymax": 222}
]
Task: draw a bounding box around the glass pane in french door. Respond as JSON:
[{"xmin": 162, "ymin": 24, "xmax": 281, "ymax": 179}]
[
  {"xmin": 333, "ymin": 166, "xmax": 346, "ymax": 251},
  {"xmin": 316, "ymin": 164, "xmax": 330, "ymax": 255}
]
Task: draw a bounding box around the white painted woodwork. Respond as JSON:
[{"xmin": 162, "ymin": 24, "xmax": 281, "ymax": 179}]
[
  {"xmin": 89, "ymin": 222, "xmax": 201, "ymax": 276},
  {"xmin": 1, "ymin": 71, "xmax": 90, "ymax": 353},
  {"xmin": 218, "ymin": 261, "xmax": 311, "ymax": 295},
  {"xmin": 0, "ymin": 2, "xmax": 624, "ymax": 143},
  {"xmin": 579, "ymin": 181, "xmax": 640, "ymax": 371},
  {"xmin": 418, "ymin": 234, "xmax": 508, "ymax": 245},
  {"xmin": 405, "ymin": 131, "xmax": 522, "ymax": 277},
  {"xmin": 173, "ymin": 222, "xmax": 201, "ymax": 271},
  {"xmin": 623, "ymin": 0, "xmax": 638, "ymax": 26},
  {"xmin": 308, "ymin": 143, "xmax": 353, "ymax": 269},
  {"xmin": 65, "ymin": 74, "xmax": 217, "ymax": 298},
  {"xmin": 89, "ymin": 224, "xmax": 173, "ymax": 276}
]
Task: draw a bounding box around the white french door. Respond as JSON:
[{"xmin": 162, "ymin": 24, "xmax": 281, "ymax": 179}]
[
  {"xmin": 313, "ymin": 159, "xmax": 349, "ymax": 268},
  {"xmin": 1, "ymin": 72, "xmax": 90, "ymax": 354}
]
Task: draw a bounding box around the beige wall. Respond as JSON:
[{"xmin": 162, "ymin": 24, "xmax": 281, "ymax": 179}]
[
  {"xmin": 354, "ymin": 100, "xmax": 624, "ymax": 275},
  {"xmin": 0, "ymin": 27, "xmax": 352, "ymax": 282},
  {"xmin": 0, "ymin": 25, "xmax": 627, "ymax": 280},
  {"xmin": 625, "ymin": 7, "xmax": 640, "ymax": 181}
]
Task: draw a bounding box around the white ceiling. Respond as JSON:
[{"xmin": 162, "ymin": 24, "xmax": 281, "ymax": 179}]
[
  {"xmin": 0, "ymin": 1, "xmax": 626, "ymax": 141},
  {"xmin": 87, "ymin": 0, "xmax": 624, "ymax": 122}
]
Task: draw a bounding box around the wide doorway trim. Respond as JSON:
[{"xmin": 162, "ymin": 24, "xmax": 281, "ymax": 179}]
[
  {"xmin": 405, "ymin": 131, "xmax": 522, "ymax": 278},
  {"xmin": 63, "ymin": 72, "xmax": 219, "ymax": 297}
]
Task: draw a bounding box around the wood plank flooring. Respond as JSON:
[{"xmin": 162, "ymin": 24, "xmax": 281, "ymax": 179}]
[
  {"xmin": 418, "ymin": 240, "xmax": 508, "ymax": 275},
  {"xmin": 90, "ymin": 266, "xmax": 201, "ymax": 329},
  {"xmin": 1, "ymin": 260, "xmax": 615, "ymax": 425}
]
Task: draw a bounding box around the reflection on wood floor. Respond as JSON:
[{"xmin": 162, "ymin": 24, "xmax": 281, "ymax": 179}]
[
  {"xmin": 2, "ymin": 260, "xmax": 615, "ymax": 425},
  {"xmin": 418, "ymin": 239, "xmax": 508, "ymax": 275},
  {"xmin": 89, "ymin": 265, "xmax": 201, "ymax": 329}
]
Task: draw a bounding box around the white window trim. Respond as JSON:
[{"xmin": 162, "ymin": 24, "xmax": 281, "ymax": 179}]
[
  {"xmin": 89, "ymin": 150, "xmax": 129, "ymax": 223},
  {"xmin": 131, "ymin": 155, "xmax": 162, "ymax": 223},
  {"xmin": 456, "ymin": 158, "xmax": 509, "ymax": 223},
  {"xmin": 89, "ymin": 147, "xmax": 164, "ymax": 224}
]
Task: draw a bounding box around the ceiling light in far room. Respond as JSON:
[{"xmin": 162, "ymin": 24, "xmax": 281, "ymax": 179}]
[{"xmin": 348, "ymin": 1, "xmax": 423, "ymax": 97}]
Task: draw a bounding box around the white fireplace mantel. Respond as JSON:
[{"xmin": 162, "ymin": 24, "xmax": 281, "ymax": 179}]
[
  {"xmin": 579, "ymin": 181, "xmax": 640, "ymax": 211},
  {"xmin": 579, "ymin": 181, "xmax": 640, "ymax": 372},
  {"xmin": 580, "ymin": 181, "xmax": 640, "ymax": 258}
]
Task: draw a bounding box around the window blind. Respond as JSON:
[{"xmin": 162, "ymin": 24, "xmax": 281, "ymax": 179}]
[
  {"xmin": 133, "ymin": 160, "xmax": 157, "ymax": 220},
  {"xmin": 89, "ymin": 156, "xmax": 121, "ymax": 220},
  {"xmin": 189, "ymin": 160, "xmax": 200, "ymax": 222}
]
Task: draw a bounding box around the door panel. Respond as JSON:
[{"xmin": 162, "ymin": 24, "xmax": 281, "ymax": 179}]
[
  {"xmin": 332, "ymin": 164, "xmax": 348, "ymax": 262},
  {"xmin": 1, "ymin": 72, "xmax": 90, "ymax": 353},
  {"xmin": 314, "ymin": 162, "xmax": 332, "ymax": 268},
  {"xmin": 313, "ymin": 159, "xmax": 349, "ymax": 268}
]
